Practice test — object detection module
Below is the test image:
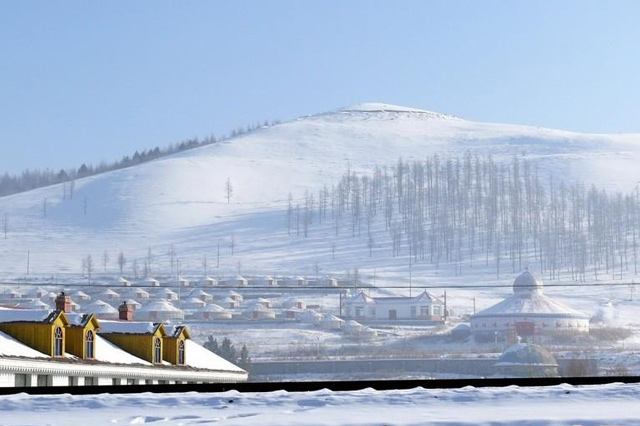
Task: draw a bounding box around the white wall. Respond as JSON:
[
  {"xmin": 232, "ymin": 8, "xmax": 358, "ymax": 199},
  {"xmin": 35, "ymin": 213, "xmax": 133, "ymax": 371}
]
[{"xmin": 0, "ymin": 372, "xmax": 14, "ymax": 387}]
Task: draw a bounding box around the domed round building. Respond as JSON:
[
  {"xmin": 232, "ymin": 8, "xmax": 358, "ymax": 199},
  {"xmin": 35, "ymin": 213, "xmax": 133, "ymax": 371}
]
[{"xmin": 471, "ymin": 270, "xmax": 590, "ymax": 341}]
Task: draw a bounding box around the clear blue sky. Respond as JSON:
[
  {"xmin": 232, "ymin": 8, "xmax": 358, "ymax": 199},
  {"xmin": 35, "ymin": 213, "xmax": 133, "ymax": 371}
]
[{"xmin": 1, "ymin": 1, "xmax": 639, "ymax": 174}]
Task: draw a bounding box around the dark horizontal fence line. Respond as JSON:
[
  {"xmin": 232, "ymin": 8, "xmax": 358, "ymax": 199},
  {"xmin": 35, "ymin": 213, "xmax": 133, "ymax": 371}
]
[
  {"xmin": 0, "ymin": 281, "xmax": 638, "ymax": 289},
  {"xmin": 1, "ymin": 375, "xmax": 639, "ymax": 396}
]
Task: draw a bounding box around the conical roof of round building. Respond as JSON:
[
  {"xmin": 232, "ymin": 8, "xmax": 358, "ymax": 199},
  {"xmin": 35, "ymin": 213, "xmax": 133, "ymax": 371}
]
[
  {"xmin": 513, "ymin": 270, "xmax": 544, "ymax": 295},
  {"xmin": 472, "ymin": 292, "xmax": 589, "ymax": 319},
  {"xmin": 495, "ymin": 343, "xmax": 558, "ymax": 367}
]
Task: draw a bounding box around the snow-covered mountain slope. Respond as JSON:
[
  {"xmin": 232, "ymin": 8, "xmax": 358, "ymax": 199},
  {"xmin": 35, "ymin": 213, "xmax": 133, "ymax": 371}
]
[{"xmin": 0, "ymin": 102, "xmax": 639, "ymax": 277}]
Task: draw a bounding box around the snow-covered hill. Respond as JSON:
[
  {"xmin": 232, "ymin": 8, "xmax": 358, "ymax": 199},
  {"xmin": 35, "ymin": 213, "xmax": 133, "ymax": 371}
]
[{"xmin": 1, "ymin": 102, "xmax": 639, "ymax": 279}]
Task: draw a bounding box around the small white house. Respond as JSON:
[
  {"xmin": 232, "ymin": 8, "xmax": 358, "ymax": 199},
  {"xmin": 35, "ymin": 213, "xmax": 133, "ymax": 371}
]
[
  {"xmin": 344, "ymin": 290, "xmax": 444, "ymax": 321},
  {"xmin": 156, "ymin": 288, "xmax": 179, "ymax": 301},
  {"xmin": 124, "ymin": 299, "xmax": 142, "ymax": 310},
  {"xmin": 245, "ymin": 298, "xmax": 270, "ymax": 309},
  {"xmin": 178, "ymin": 276, "xmax": 191, "ymax": 287},
  {"xmin": 224, "ymin": 290, "xmax": 243, "ymax": 302},
  {"xmin": 283, "ymin": 298, "xmax": 306, "ymax": 310},
  {"xmin": 264, "ymin": 276, "xmax": 278, "ymax": 287},
  {"xmin": 290, "ymin": 276, "xmax": 308, "ymax": 287},
  {"xmin": 29, "ymin": 287, "xmax": 48, "ymax": 299}
]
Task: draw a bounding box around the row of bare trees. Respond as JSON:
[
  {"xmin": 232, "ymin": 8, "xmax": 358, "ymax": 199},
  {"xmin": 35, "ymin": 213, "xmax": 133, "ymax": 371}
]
[{"xmin": 287, "ymin": 153, "xmax": 640, "ymax": 282}]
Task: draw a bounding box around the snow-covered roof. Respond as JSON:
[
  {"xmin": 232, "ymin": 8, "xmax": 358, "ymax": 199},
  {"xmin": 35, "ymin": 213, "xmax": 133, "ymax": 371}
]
[
  {"xmin": 84, "ymin": 300, "xmax": 118, "ymax": 315},
  {"xmin": 0, "ymin": 330, "xmax": 48, "ymax": 359},
  {"xmin": 138, "ymin": 299, "xmax": 182, "ymax": 313},
  {"xmin": 93, "ymin": 334, "xmax": 152, "ymax": 365},
  {"xmin": 321, "ymin": 314, "xmax": 345, "ymax": 323},
  {"xmin": 184, "ymin": 339, "xmax": 245, "ymax": 373},
  {"xmin": 221, "ymin": 297, "xmax": 236, "ymax": 304},
  {"xmin": 513, "ymin": 270, "xmax": 544, "ymax": 296},
  {"xmin": 198, "ymin": 304, "xmax": 227, "ymax": 313},
  {"xmin": 99, "ymin": 288, "xmax": 120, "ymax": 297},
  {"xmin": 0, "ymin": 308, "xmax": 57, "ymax": 323},
  {"xmin": 17, "ymin": 300, "xmax": 50, "ymax": 310},
  {"xmin": 472, "ymin": 293, "xmax": 589, "ymax": 319},
  {"xmin": 124, "ymin": 299, "xmax": 142, "ymax": 308},
  {"xmin": 189, "ymin": 289, "xmax": 211, "ymax": 297},
  {"xmin": 243, "ymin": 303, "xmax": 271, "ymax": 313},
  {"xmin": 72, "ymin": 290, "xmax": 91, "ymax": 299},
  {"xmin": 98, "ymin": 320, "xmax": 161, "ymax": 335}
]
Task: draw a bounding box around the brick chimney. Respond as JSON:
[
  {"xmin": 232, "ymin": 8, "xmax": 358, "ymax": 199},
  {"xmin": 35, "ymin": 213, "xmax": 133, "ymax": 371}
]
[
  {"xmin": 55, "ymin": 292, "xmax": 72, "ymax": 313},
  {"xmin": 119, "ymin": 301, "xmax": 133, "ymax": 321}
]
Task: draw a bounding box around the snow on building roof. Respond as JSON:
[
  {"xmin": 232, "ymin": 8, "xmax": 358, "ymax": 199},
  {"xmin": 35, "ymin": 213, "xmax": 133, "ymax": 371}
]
[
  {"xmin": 98, "ymin": 320, "xmax": 161, "ymax": 335},
  {"xmin": 72, "ymin": 290, "xmax": 91, "ymax": 299},
  {"xmin": 84, "ymin": 300, "xmax": 118, "ymax": 315},
  {"xmin": 472, "ymin": 293, "xmax": 589, "ymax": 319},
  {"xmin": 198, "ymin": 304, "xmax": 227, "ymax": 313},
  {"xmin": 243, "ymin": 303, "xmax": 271, "ymax": 313},
  {"xmin": 29, "ymin": 286, "xmax": 48, "ymax": 296},
  {"xmin": 0, "ymin": 308, "xmax": 56, "ymax": 323},
  {"xmin": 139, "ymin": 299, "xmax": 182, "ymax": 312},
  {"xmin": 225, "ymin": 290, "xmax": 241, "ymax": 297},
  {"xmin": 513, "ymin": 270, "xmax": 544, "ymax": 296},
  {"xmin": 124, "ymin": 299, "xmax": 142, "ymax": 308},
  {"xmin": 368, "ymin": 290, "xmax": 443, "ymax": 304},
  {"xmin": 93, "ymin": 334, "xmax": 152, "ymax": 365},
  {"xmin": 0, "ymin": 330, "xmax": 48, "ymax": 359},
  {"xmin": 99, "ymin": 288, "xmax": 120, "ymax": 297},
  {"xmin": 17, "ymin": 299, "xmax": 50, "ymax": 310},
  {"xmin": 321, "ymin": 314, "xmax": 345, "ymax": 323},
  {"xmin": 183, "ymin": 339, "xmax": 245, "ymax": 373},
  {"xmin": 221, "ymin": 297, "xmax": 236, "ymax": 304},
  {"xmin": 64, "ymin": 313, "xmax": 93, "ymax": 327},
  {"xmin": 189, "ymin": 289, "xmax": 211, "ymax": 297}
]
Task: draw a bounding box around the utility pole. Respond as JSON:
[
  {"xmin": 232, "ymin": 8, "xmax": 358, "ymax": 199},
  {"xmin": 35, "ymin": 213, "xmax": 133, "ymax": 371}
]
[
  {"xmin": 216, "ymin": 241, "xmax": 220, "ymax": 268},
  {"xmin": 26, "ymin": 251, "xmax": 30, "ymax": 276},
  {"xmin": 473, "ymin": 297, "xmax": 476, "ymax": 314}
]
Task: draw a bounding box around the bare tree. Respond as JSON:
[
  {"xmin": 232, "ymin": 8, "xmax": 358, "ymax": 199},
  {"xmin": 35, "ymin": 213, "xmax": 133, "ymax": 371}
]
[
  {"xmin": 102, "ymin": 250, "xmax": 109, "ymax": 273},
  {"xmin": 229, "ymin": 235, "xmax": 235, "ymax": 256},
  {"xmin": 202, "ymin": 254, "xmax": 208, "ymax": 277},
  {"xmin": 225, "ymin": 177, "xmax": 233, "ymax": 203},
  {"xmin": 43, "ymin": 198, "xmax": 48, "ymax": 218},
  {"xmin": 3, "ymin": 214, "xmax": 7, "ymax": 239},
  {"xmin": 146, "ymin": 247, "xmax": 153, "ymax": 274},
  {"xmin": 117, "ymin": 251, "xmax": 126, "ymax": 275},
  {"xmin": 131, "ymin": 259, "xmax": 139, "ymax": 278},
  {"xmin": 167, "ymin": 244, "xmax": 176, "ymax": 275},
  {"xmin": 85, "ymin": 254, "xmax": 94, "ymax": 282}
]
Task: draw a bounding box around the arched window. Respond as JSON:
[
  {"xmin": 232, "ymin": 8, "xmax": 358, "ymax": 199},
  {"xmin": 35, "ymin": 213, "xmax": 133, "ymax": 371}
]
[
  {"xmin": 154, "ymin": 337, "xmax": 162, "ymax": 363},
  {"xmin": 54, "ymin": 327, "xmax": 63, "ymax": 356},
  {"xmin": 178, "ymin": 340, "xmax": 185, "ymax": 365},
  {"xmin": 85, "ymin": 330, "xmax": 94, "ymax": 359}
]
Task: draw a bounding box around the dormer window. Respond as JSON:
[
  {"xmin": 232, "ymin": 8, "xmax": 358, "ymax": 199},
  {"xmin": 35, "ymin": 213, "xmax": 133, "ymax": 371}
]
[
  {"xmin": 86, "ymin": 330, "xmax": 94, "ymax": 359},
  {"xmin": 154, "ymin": 337, "xmax": 162, "ymax": 363},
  {"xmin": 178, "ymin": 340, "xmax": 185, "ymax": 365},
  {"xmin": 54, "ymin": 327, "xmax": 63, "ymax": 356}
]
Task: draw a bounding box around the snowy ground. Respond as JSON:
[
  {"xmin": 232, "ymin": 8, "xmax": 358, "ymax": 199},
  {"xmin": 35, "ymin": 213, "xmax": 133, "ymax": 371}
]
[{"xmin": 2, "ymin": 383, "xmax": 640, "ymax": 425}]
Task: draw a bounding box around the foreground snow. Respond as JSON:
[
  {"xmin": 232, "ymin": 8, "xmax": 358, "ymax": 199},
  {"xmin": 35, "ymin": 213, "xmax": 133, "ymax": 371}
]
[{"xmin": 2, "ymin": 383, "xmax": 640, "ymax": 425}]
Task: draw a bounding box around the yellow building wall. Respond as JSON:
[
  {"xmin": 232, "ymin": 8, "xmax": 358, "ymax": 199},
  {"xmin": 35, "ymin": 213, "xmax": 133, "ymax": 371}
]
[
  {"xmin": 66, "ymin": 322, "xmax": 98, "ymax": 360},
  {"xmin": 101, "ymin": 333, "xmax": 161, "ymax": 364},
  {"xmin": 0, "ymin": 318, "xmax": 66, "ymax": 357},
  {"xmin": 163, "ymin": 329, "xmax": 188, "ymax": 365}
]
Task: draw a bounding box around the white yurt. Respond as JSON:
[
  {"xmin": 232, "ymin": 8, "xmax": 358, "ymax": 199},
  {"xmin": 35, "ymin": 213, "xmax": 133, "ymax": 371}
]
[
  {"xmin": 136, "ymin": 299, "xmax": 184, "ymax": 322},
  {"xmin": 41, "ymin": 292, "xmax": 58, "ymax": 304},
  {"xmin": 299, "ymin": 309, "xmax": 323, "ymax": 325},
  {"xmin": 72, "ymin": 290, "xmax": 91, "ymax": 302},
  {"xmin": 180, "ymin": 297, "xmax": 207, "ymax": 310},
  {"xmin": 178, "ymin": 276, "xmax": 191, "ymax": 287},
  {"xmin": 319, "ymin": 314, "xmax": 345, "ymax": 330},
  {"xmin": 124, "ymin": 298, "xmax": 142, "ymax": 310},
  {"xmin": 70, "ymin": 300, "xmax": 81, "ymax": 312},
  {"xmin": 118, "ymin": 277, "xmax": 132, "ymax": 287},
  {"xmin": 263, "ymin": 276, "xmax": 278, "ymax": 287},
  {"xmin": 189, "ymin": 289, "xmax": 214, "ymax": 302},
  {"xmin": 195, "ymin": 304, "xmax": 233, "ymax": 320},
  {"xmin": 156, "ymin": 287, "xmax": 179, "ymax": 301},
  {"xmin": 220, "ymin": 297, "xmax": 238, "ymax": 309},
  {"xmin": 98, "ymin": 288, "xmax": 120, "ymax": 301},
  {"xmin": 343, "ymin": 320, "xmax": 365, "ymax": 336},
  {"xmin": 471, "ymin": 270, "xmax": 590, "ymax": 341},
  {"xmin": 84, "ymin": 300, "xmax": 119, "ymax": 320},
  {"xmin": 3, "ymin": 289, "xmax": 22, "ymax": 300},
  {"xmin": 130, "ymin": 287, "xmax": 150, "ymax": 300},
  {"xmin": 17, "ymin": 299, "xmax": 50, "ymax": 310},
  {"xmin": 200, "ymin": 276, "xmax": 218, "ymax": 287},
  {"xmin": 225, "ymin": 290, "xmax": 243, "ymax": 302},
  {"xmin": 283, "ymin": 298, "xmax": 306, "ymax": 310},
  {"xmin": 29, "ymin": 286, "xmax": 49, "ymax": 299},
  {"xmin": 245, "ymin": 297, "xmax": 270, "ymax": 308},
  {"xmin": 243, "ymin": 303, "xmax": 276, "ymax": 320},
  {"xmin": 145, "ymin": 277, "xmax": 161, "ymax": 287}
]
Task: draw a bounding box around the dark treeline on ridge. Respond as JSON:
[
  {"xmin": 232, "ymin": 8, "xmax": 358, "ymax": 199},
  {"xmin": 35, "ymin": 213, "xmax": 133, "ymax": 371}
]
[
  {"xmin": 0, "ymin": 119, "xmax": 280, "ymax": 198},
  {"xmin": 288, "ymin": 153, "xmax": 640, "ymax": 283}
]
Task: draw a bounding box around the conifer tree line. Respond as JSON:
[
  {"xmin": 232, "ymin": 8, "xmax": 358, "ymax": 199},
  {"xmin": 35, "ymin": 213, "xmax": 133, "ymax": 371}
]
[
  {"xmin": 287, "ymin": 153, "xmax": 640, "ymax": 282},
  {"xmin": 0, "ymin": 119, "xmax": 280, "ymax": 198}
]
